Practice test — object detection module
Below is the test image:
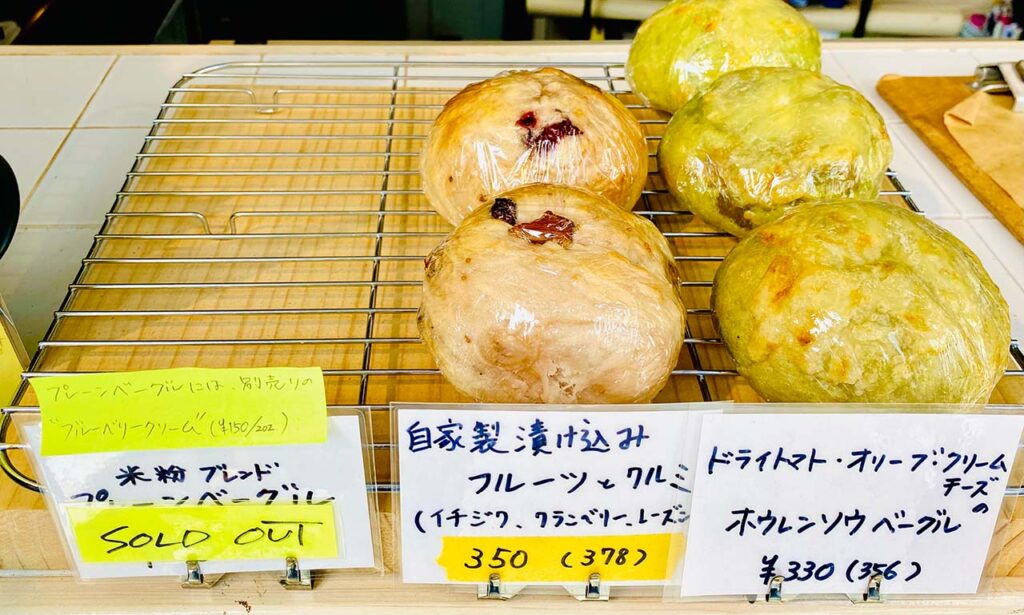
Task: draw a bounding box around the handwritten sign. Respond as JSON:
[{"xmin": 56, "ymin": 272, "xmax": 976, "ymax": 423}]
[
  {"xmin": 31, "ymin": 367, "xmax": 327, "ymax": 455},
  {"xmin": 18, "ymin": 415, "xmax": 376, "ymax": 578},
  {"xmin": 680, "ymin": 412, "xmax": 1024, "ymax": 597},
  {"xmin": 396, "ymin": 404, "xmax": 720, "ymax": 585},
  {"xmin": 69, "ymin": 503, "xmax": 337, "ymax": 564}
]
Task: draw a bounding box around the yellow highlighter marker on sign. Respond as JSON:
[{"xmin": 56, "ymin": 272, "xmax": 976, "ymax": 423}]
[
  {"xmin": 32, "ymin": 367, "xmax": 328, "ymax": 456},
  {"xmin": 437, "ymin": 533, "xmax": 683, "ymax": 583},
  {"xmin": 68, "ymin": 503, "xmax": 339, "ymax": 564}
]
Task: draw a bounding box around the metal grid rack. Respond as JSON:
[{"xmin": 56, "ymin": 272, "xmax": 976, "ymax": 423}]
[{"xmin": 2, "ymin": 60, "xmax": 1023, "ymax": 493}]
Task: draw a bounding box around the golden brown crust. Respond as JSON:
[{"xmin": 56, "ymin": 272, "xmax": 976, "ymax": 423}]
[
  {"xmin": 659, "ymin": 67, "xmax": 893, "ymax": 237},
  {"xmin": 713, "ymin": 200, "xmax": 1009, "ymax": 403},
  {"xmin": 421, "ymin": 68, "xmax": 648, "ymax": 225},
  {"xmin": 418, "ymin": 184, "xmax": 686, "ymax": 403},
  {"xmin": 626, "ymin": 0, "xmax": 821, "ymax": 112}
]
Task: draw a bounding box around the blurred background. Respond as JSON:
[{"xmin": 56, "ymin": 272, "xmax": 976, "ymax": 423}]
[{"xmin": 0, "ymin": 0, "xmax": 1021, "ymax": 44}]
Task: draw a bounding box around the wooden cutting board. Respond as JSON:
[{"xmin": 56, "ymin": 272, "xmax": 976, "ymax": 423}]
[{"xmin": 877, "ymin": 75, "xmax": 1024, "ymax": 246}]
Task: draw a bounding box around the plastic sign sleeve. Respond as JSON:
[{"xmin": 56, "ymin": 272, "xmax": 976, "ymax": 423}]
[{"xmin": 32, "ymin": 367, "xmax": 328, "ymax": 455}]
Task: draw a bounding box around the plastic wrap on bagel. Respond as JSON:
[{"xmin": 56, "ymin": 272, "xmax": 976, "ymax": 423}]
[
  {"xmin": 421, "ymin": 67, "xmax": 649, "ymax": 225},
  {"xmin": 712, "ymin": 200, "xmax": 1009, "ymax": 404},
  {"xmin": 659, "ymin": 67, "xmax": 893, "ymax": 237},
  {"xmin": 418, "ymin": 184, "xmax": 687, "ymax": 404}
]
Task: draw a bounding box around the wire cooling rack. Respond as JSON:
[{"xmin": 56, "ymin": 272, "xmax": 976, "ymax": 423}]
[{"xmin": 2, "ymin": 60, "xmax": 1023, "ymax": 493}]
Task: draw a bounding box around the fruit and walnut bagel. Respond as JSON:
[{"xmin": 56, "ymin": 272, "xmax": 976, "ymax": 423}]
[
  {"xmin": 421, "ymin": 68, "xmax": 648, "ymax": 225},
  {"xmin": 418, "ymin": 184, "xmax": 686, "ymax": 404}
]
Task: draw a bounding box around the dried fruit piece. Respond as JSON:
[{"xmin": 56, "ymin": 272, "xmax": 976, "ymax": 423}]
[
  {"xmin": 529, "ymin": 118, "xmax": 583, "ymax": 150},
  {"xmin": 423, "ymin": 237, "xmax": 451, "ymax": 277},
  {"xmin": 423, "ymin": 251, "xmax": 438, "ymax": 275},
  {"xmin": 517, "ymin": 113, "xmax": 583, "ymax": 150},
  {"xmin": 490, "ymin": 197, "xmax": 518, "ymax": 225},
  {"xmin": 516, "ymin": 111, "xmax": 537, "ymax": 129},
  {"xmin": 509, "ymin": 210, "xmax": 576, "ymax": 247}
]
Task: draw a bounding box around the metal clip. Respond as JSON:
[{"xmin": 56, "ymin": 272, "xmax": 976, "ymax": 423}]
[
  {"xmin": 180, "ymin": 560, "xmax": 218, "ymax": 589},
  {"xmin": 280, "ymin": 556, "xmax": 313, "ymax": 590},
  {"xmin": 766, "ymin": 575, "xmax": 784, "ymax": 603},
  {"xmin": 749, "ymin": 574, "xmax": 785, "ymax": 604},
  {"xmin": 477, "ymin": 573, "xmax": 522, "ymax": 600},
  {"xmin": 970, "ymin": 61, "xmax": 1024, "ymax": 112},
  {"xmin": 864, "ymin": 573, "xmax": 883, "ymax": 603},
  {"xmin": 576, "ymin": 572, "xmax": 609, "ymax": 601},
  {"xmin": 478, "ymin": 573, "xmax": 507, "ymax": 600}
]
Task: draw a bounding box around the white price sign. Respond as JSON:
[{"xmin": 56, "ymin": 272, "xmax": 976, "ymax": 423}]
[
  {"xmin": 19, "ymin": 415, "xmax": 378, "ymax": 578},
  {"xmin": 680, "ymin": 412, "xmax": 1024, "ymax": 597},
  {"xmin": 395, "ymin": 404, "xmax": 721, "ymax": 585}
]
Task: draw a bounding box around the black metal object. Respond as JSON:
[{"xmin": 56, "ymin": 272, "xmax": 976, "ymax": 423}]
[
  {"xmin": 0, "ymin": 156, "xmax": 27, "ymax": 491},
  {"xmin": 581, "ymin": 0, "xmax": 594, "ymax": 31},
  {"xmin": 186, "ymin": 0, "xmax": 408, "ymax": 43},
  {"xmin": 12, "ymin": 0, "xmax": 180, "ymax": 44},
  {"xmin": 0, "ymin": 155, "xmax": 20, "ymax": 260},
  {"xmin": 853, "ymin": 0, "xmax": 873, "ymax": 38},
  {"xmin": 8, "ymin": 0, "xmax": 409, "ymax": 44}
]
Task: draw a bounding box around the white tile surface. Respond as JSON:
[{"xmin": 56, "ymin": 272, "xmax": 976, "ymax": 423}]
[
  {"xmin": 969, "ymin": 218, "xmax": 1024, "ymax": 285},
  {"xmin": 833, "ymin": 49, "xmax": 980, "ymax": 122},
  {"xmin": 0, "ymin": 129, "xmax": 67, "ymax": 208},
  {"xmin": 405, "ymin": 53, "xmax": 616, "ymax": 89},
  {"xmin": 969, "ymin": 47, "xmax": 1024, "ymax": 65},
  {"xmin": 19, "ymin": 128, "xmax": 149, "ymax": 226},
  {"xmin": 256, "ymin": 54, "xmax": 402, "ymax": 88},
  {"xmin": 887, "ymin": 126, "xmax": 960, "ymax": 218},
  {"xmin": 80, "ymin": 54, "xmax": 261, "ymax": 127},
  {"xmin": 0, "ymin": 56, "xmax": 113, "ymax": 128},
  {"xmin": 261, "ymin": 53, "xmax": 404, "ymax": 69},
  {"xmin": 820, "ymin": 51, "xmax": 854, "ymax": 86},
  {"xmin": 405, "ymin": 52, "xmax": 617, "ymax": 65},
  {"xmin": 0, "ymin": 225, "xmax": 97, "ymax": 352},
  {"xmin": 932, "ymin": 219, "xmax": 1024, "ymax": 339},
  {"xmin": 887, "ymin": 123, "xmax": 994, "ymax": 219}
]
